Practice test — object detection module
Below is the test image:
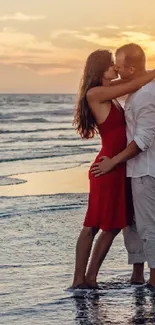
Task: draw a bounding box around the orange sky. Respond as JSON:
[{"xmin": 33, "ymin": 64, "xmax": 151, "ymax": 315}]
[{"xmin": 0, "ymin": 0, "xmax": 155, "ymax": 93}]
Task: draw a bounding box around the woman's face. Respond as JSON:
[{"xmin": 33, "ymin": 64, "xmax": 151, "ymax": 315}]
[{"xmin": 103, "ymin": 59, "xmax": 118, "ymax": 80}]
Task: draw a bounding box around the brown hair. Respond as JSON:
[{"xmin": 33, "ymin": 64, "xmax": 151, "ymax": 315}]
[
  {"xmin": 116, "ymin": 43, "xmax": 146, "ymax": 69},
  {"xmin": 73, "ymin": 49, "xmax": 112, "ymax": 139}
]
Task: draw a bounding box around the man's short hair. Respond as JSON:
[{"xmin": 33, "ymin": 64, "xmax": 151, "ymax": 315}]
[{"xmin": 116, "ymin": 43, "xmax": 146, "ymax": 69}]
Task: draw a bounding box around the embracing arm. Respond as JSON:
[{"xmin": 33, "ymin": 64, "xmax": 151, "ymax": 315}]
[
  {"xmin": 111, "ymin": 141, "xmax": 141, "ymax": 167},
  {"xmin": 91, "ymin": 140, "xmax": 141, "ymax": 176},
  {"xmin": 90, "ymin": 90, "xmax": 155, "ymax": 176},
  {"xmin": 87, "ymin": 70, "xmax": 155, "ymax": 102},
  {"xmin": 112, "ymin": 92, "xmax": 155, "ymax": 166}
]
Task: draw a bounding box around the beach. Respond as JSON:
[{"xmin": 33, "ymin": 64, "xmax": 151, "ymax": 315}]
[
  {"xmin": 0, "ymin": 167, "xmax": 89, "ymax": 197},
  {"xmin": 0, "ymin": 94, "xmax": 154, "ymax": 325}
]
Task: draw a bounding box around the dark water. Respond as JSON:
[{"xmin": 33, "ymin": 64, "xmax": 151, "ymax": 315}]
[{"xmin": 1, "ymin": 95, "xmax": 155, "ymax": 324}]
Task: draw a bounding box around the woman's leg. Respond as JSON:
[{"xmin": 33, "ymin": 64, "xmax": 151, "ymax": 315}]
[
  {"xmin": 71, "ymin": 227, "xmax": 98, "ymax": 288},
  {"xmin": 85, "ymin": 229, "xmax": 121, "ymax": 288}
]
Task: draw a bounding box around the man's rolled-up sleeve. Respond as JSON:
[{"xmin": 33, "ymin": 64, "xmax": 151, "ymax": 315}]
[{"xmin": 134, "ymin": 92, "xmax": 155, "ymax": 151}]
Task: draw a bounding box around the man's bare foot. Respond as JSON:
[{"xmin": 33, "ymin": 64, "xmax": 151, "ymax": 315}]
[
  {"xmin": 130, "ymin": 279, "xmax": 145, "ymax": 285},
  {"xmin": 148, "ymin": 269, "xmax": 155, "ymax": 288},
  {"xmin": 130, "ymin": 263, "xmax": 145, "ymax": 285},
  {"xmin": 146, "ymin": 282, "xmax": 155, "ymax": 291},
  {"xmin": 130, "ymin": 275, "xmax": 145, "ymax": 285},
  {"xmin": 148, "ymin": 280, "xmax": 155, "ymax": 287}
]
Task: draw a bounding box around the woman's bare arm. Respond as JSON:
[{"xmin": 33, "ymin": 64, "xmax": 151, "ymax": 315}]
[{"xmin": 87, "ymin": 70, "xmax": 155, "ymax": 102}]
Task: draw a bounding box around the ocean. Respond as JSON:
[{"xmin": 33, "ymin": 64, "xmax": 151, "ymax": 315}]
[{"xmin": 0, "ymin": 94, "xmax": 155, "ymax": 325}]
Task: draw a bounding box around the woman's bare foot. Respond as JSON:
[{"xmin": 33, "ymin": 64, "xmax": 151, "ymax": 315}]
[
  {"xmin": 85, "ymin": 275, "xmax": 99, "ymax": 289},
  {"xmin": 70, "ymin": 282, "xmax": 89, "ymax": 289},
  {"xmin": 87, "ymin": 283, "xmax": 100, "ymax": 289}
]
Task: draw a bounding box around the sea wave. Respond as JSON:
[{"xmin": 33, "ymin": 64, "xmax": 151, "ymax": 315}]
[
  {"xmin": 15, "ymin": 118, "xmax": 49, "ymax": 123},
  {"xmin": 0, "ymin": 127, "xmax": 73, "ymax": 134},
  {"xmin": 0, "ymin": 94, "xmax": 98, "ymax": 177},
  {"xmin": 0, "ymin": 146, "xmax": 96, "ymax": 163}
]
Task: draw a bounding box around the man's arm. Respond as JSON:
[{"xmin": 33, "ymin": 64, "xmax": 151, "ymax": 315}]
[
  {"xmin": 91, "ymin": 91, "xmax": 155, "ymax": 175},
  {"xmin": 91, "ymin": 141, "xmax": 141, "ymax": 176},
  {"xmin": 113, "ymin": 91, "xmax": 155, "ymax": 165},
  {"xmin": 112, "ymin": 141, "xmax": 141, "ymax": 167},
  {"xmin": 112, "ymin": 91, "xmax": 155, "ymax": 165}
]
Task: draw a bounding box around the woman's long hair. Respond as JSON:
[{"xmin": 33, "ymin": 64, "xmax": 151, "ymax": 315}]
[{"xmin": 73, "ymin": 50, "xmax": 112, "ymax": 139}]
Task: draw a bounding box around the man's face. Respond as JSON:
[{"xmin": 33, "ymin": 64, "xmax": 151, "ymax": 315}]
[{"xmin": 115, "ymin": 52, "xmax": 133, "ymax": 80}]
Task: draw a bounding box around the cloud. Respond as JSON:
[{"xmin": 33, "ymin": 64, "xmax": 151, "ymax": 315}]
[
  {"xmin": 0, "ymin": 12, "xmax": 46, "ymax": 21},
  {"xmin": 50, "ymin": 28, "xmax": 120, "ymax": 49},
  {"xmin": 0, "ymin": 26, "xmax": 155, "ymax": 76},
  {"xmin": 105, "ymin": 25, "xmax": 120, "ymax": 30},
  {"xmin": 126, "ymin": 25, "xmax": 137, "ymax": 29},
  {"xmin": 0, "ymin": 29, "xmax": 85, "ymax": 75},
  {"xmin": 51, "ymin": 29, "xmax": 79, "ymax": 39},
  {"xmin": 84, "ymin": 26, "xmax": 120, "ymax": 31},
  {"xmin": 121, "ymin": 31, "xmax": 151, "ymax": 42},
  {"xmin": 50, "ymin": 27, "xmax": 155, "ymax": 67},
  {"xmin": 17, "ymin": 63, "xmax": 76, "ymax": 75}
]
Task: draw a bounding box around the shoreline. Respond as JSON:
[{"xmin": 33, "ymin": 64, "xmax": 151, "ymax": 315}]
[{"xmin": 0, "ymin": 167, "xmax": 89, "ymax": 197}]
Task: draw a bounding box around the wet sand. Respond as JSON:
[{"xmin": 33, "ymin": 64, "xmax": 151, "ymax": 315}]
[{"xmin": 0, "ymin": 167, "xmax": 89, "ymax": 196}]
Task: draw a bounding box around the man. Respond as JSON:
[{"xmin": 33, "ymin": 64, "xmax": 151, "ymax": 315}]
[{"xmin": 91, "ymin": 43, "xmax": 155, "ymax": 288}]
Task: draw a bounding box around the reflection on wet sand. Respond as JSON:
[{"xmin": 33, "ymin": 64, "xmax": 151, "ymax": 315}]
[
  {"xmin": 130, "ymin": 286, "xmax": 155, "ymax": 324},
  {"xmin": 72, "ymin": 281, "xmax": 155, "ymax": 325},
  {"xmin": 74, "ymin": 293, "xmax": 105, "ymax": 325}
]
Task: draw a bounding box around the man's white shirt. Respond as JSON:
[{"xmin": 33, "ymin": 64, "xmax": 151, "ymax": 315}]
[{"xmin": 124, "ymin": 80, "xmax": 155, "ymax": 178}]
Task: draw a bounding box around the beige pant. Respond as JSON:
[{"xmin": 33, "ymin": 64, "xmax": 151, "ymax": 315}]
[{"xmin": 123, "ymin": 176, "xmax": 155, "ymax": 269}]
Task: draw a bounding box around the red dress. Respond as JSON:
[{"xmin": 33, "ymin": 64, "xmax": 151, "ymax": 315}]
[{"xmin": 84, "ymin": 101, "xmax": 133, "ymax": 231}]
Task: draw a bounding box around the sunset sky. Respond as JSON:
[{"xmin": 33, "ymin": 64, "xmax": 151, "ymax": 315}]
[{"xmin": 0, "ymin": 0, "xmax": 155, "ymax": 93}]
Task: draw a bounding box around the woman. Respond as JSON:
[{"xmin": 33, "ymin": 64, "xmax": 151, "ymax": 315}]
[{"xmin": 71, "ymin": 49, "xmax": 155, "ymax": 289}]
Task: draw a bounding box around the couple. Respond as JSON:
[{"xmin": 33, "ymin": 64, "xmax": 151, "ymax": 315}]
[{"xmin": 72, "ymin": 43, "xmax": 155, "ymax": 289}]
